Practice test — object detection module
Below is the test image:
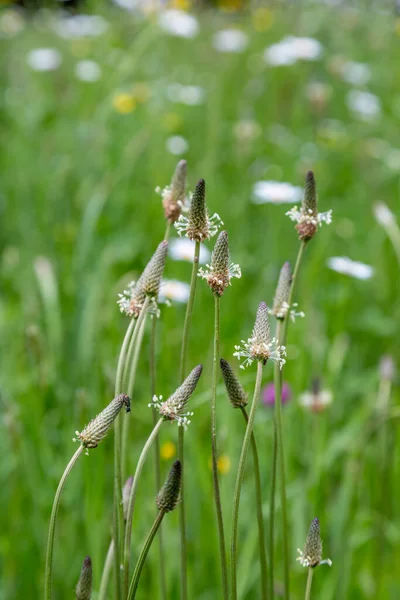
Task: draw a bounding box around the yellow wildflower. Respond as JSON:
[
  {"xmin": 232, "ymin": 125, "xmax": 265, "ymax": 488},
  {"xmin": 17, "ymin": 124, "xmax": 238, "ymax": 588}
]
[
  {"xmin": 217, "ymin": 454, "xmax": 231, "ymax": 475},
  {"xmin": 160, "ymin": 441, "xmax": 176, "ymax": 461},
  {"xmin": 170, "ymin": 0, "xmax": 191, "ymax": 10},
  {"xmin": 113, "ymin": 93, "xmax": 136, "ymax": 115},
  {"xmin": 163, "ymin": 112, "xmax": 183, "ymax": 132}
]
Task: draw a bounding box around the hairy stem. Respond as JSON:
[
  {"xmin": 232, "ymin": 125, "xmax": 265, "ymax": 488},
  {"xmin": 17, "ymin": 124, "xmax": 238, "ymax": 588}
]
[
  {"xmin": 211, "ymin": 296, "xmax": 228, "ymax": 599},
  {"xmin": 304, "ymin": 567, "xmax": 314, "ymax": 600},
  {"xmin": 127, "ymin": 511, "xmax": 165, "ymax": 600},
  {"xmin": 123, "ymin": 418, "xmax": 164, "ymax": 597},
  {"xmin": 44, "ymin": 445, "xmax": 84, "ymax": 600},
  {"xmin": 241, "ymin": 407, "xmax": 268, "ymax": 600},
  {"xmin": 98, "ymin": 540, "xmax": 114, "ymax": 600},
  {"xmin": 150, "ymin": 317, "xmax": 167, "ymax": 600},
  {"xmin": 178, "ymin": 240, "xmax": 200, "ymax": 600},
  {"xmin": 230, "ymin": 361, "xmax": 263, "ymax": 600}
]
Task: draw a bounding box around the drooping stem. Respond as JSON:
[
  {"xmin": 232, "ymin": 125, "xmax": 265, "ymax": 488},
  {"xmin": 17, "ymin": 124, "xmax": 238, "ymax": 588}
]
[
  {"xmin": 123, "ymin": 418, "xmax": 164, "ymax": 597},
  {"xmin": 304, "ymin": 567, "xmax": 314, "ymax": 600},
  {"xmin": 113, "ymin": 318, "xmax": 136, "ymax": 600},
  {"xmin": 44, "ymin": 445, "xmax": 84, "ymax": 600},
  {"xmin": 273, "ymin": 321, "xmax": 290, "ymax": 600},
  {"xmin": 127, "ymin": 511, "xmax": 165, "ymax": 600},
  {"xmin": 150, "ymin": 317, "xmax": 167, "ymax": 600},
  {"xmin": 98, "ymin": 540, "xmax": 114, "ymax": 600},
  {"xmin": 211, "ymin": 296, "xmax": 228, "ymax": 599},
  {"xmin": 241, "ymin": 407, "xmax": 268, "ymax": 600},
  {"xmin": 230, "ymin": 360, "xmax": 263, "ymax": 600},
  {"xmin": 178, "ymin": 240, "xmax": 201, "ymax": 600}
]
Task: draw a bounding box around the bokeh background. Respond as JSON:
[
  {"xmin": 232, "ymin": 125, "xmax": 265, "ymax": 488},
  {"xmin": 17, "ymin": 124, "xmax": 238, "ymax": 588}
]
[{"xmin": 1, "ymin": 1, "xmax": 400, "ymax": 598}]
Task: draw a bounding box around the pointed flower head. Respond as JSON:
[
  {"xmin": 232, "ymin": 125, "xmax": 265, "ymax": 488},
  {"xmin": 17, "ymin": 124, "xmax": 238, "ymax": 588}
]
[
  {"xmin": 220, "ymin": 358, "xmax": 248, "ymax": 408},
  {"xmin": 117, "ymin": 241, "xmax": 168, "ymax": 317},
  {"xmin": 286, "ymin": 171, "xmax": 332, "ymax": 241},
  {"xmin": 234, "ymin": 301, "xmax": 286, "ymax": 369},
  {"xmin": 149, "ymin": 365, "xmax": 203, "ymax": 429},
  {"xmin": 156, "ymin": 460, "xmax": 182, "ymax": 512},
  {"xmin": 75, "ymin": 556, "xmax": 92, "ymax": 600},
  {"xmin": 297, "ymin": 517, "xmax": 332, "ymax": 568},
  {"xmin": 175, "ymin": 178, "xmax": 223, "ymax": 242},
  {"xmin": 122, "ymin": 476, "xmax": 134, "ymax": 521},
  {"xmin": 157, "ymin": 159, "xmax": 187, "ymax": 223},
  {"xmin": 270, "ymin": 261, "xmax": 304, "ymax": 322},
  {"xmin": 74, "ymin": 394, "xmax": 131, "ymax": 450},
  {"xmin": 198, "ymin": 231, "xmax": 241, "ymax": 296}
]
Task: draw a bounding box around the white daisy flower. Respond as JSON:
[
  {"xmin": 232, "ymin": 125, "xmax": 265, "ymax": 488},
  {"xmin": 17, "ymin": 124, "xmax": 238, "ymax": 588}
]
[
  {"xmin": 213, "ymin": 29, "xmax": 248, "ymax": 54},
  {"xmin": 169, "ymin": 238, "xmax": 210, "ymax": 264},
  {"xmin": 327, "ymin": 256, "xmax": 374, "ymax": 280},
  {"xmin": 158, "ymin": 10, "xmax": 199, "ymax": 39}
]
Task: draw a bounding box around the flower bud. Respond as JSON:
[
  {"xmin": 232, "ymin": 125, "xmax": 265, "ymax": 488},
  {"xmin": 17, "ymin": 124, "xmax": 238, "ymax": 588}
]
[
  {"xmin": 220, "ymin": 358, "xmax": 248, "ymax": 408},
  {"xmin": 75, "ymin": 556, "xmax": 92, "ymax": 600},
  {"xmin": 272, "ymin": 262, "xmax": 292, "ymax": 320},
  {"xmin": 156, "ymin": 460, "xmax": 182, "ymax": 512},
  {"xmin": 139, "ymin": 240, "xmax": 168, "ymax": 298},
  {"xmin": 297, "ymin": 517, "xmax": 332, "ymax": 568},
  {"xmin": 162, "ymin": 160, "xmax": 187, "ymax": 223},
  {"xmin": 75, "ymin": 394, "xmax": 131, "ymax": 449},
  {"xmin": 175, "ymin": 178, "xmax": 223, "ymax": 241}
]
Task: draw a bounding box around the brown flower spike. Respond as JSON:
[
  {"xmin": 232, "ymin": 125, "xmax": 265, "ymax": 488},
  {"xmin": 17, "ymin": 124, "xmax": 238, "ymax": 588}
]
[
  {"xmin": 75, "ymin": 556, "xmax": 92, "ymax": 600},
  {"xmin": 74, "ymin": 394, "xmax": 131, "ymax": 450},
  {"xmin": 220, "ymin": 358, "xmax": 248, "ymax": 408},
  {"xmin": 156, "ymin": 460, "xmax": 182, "ymax": 512},
  {"xmin": 286, "ymin": 171, "xmax": 332, "ymax": 241},
  {"xmin": 157, "ymin": 159, "xmax": 187, "ymax": 223},
  {"xmin": 174, "ymin": 178, "xmax": 223, "ymax": 242},
  {"xmin": 198, "ymin": 230, "xmax": 241, "ymax": 296}
]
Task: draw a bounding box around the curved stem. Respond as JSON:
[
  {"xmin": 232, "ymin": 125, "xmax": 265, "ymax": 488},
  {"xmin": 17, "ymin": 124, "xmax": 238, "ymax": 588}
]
[
  {"xmin": 127, "ymin": 511, "xmax": 165, "ymax": 600},
  {"xmin": 98, "ymin": 541, "xmax": 114, "ymax": 600},
  {"xmin": 178, "ymin": 240, "xmax": 200, "ymax": 600},
  {"xmin": 211, "ymin": 296, "xmax": 228, "ymax": 599},
  {"xmin": 304, "ymin": 567, "xmax": 314, "ymax": 600},
  {"xmin": 114, "ymin": 318, "xmax": 136, "ymax": 600},
  {"xmin": 44, "ymin": 445, "xmax": 84, "ymax": 600},
  {"xmin": 150, "ymin": 317, "xmax": 167, "ymax": 600},
  {"xmin": 230, "ymin": 361, "xmax": 263, "ymax": 600},
  {"xmin": 273, "ymin": 321, "xmax": 290, "ymax": 600},
  {"xmin": 123, "ymin": 418, "xmax": 164, "ymax": 597},
  {"xmin": 241, "ymin": 407, "xmax": 268, "ymax": 600}
]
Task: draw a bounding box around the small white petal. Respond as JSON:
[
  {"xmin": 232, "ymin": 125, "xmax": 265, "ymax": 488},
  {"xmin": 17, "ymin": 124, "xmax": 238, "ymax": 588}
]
[
  {"xmin": 327, "ymin": 256, "xmax": 374, "ymax": 280},
  {"xmin": 252, "ymin": 181, "xmax": 303, "ymax": 205},
  {"xmin": 74, "ymin": 60, "xmax": 102, "ymax": 82},
  {"xmin": 166, "ymin": 135, "xmax": 189, "ymax": 156},
  {"xmin": 169, "ymin": 238, "xmax": 210, "ymax": 264},
  {"xmin": 158, "ymin": 10, "xmax": 199, "ymax": 39},
  {"xmin": 159, "ymin": 279, "xmax": 190, "ymax": 304},
  {"xmin": 26, "ymin": 48, "xmax": 61, "ymax": 72},
  {"xmin": 213, "ymin": 29, "xmax": 248, "ymax": 54}
]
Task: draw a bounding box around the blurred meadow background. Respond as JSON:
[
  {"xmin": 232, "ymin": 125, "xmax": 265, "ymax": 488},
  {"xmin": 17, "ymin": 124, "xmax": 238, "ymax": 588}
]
[{"xmin": 1, "ymin": 0, "xmax": 400, "ymax": 598}]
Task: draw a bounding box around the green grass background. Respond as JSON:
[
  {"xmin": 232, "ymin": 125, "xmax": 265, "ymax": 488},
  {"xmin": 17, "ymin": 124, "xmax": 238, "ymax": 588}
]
[{"xmin": 1, "ymin": 2, "xmax": 399, "ymax": 599}]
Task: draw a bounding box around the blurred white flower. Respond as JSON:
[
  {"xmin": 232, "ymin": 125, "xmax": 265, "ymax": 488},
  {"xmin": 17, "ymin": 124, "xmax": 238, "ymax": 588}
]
[
  {"xmin": 169, "ymin": 238, "xmax": 210, "ymax": 264},
  {"xmin": 0, "ymin": 10, "xmax": 24, "ymax": 38},
  {"xmin": 166, "ymin": 136, "xmax": 189, "ymax": 155},
  {"xmin": 159, "ymin": 279, "xmax": 190, "ymax": 304},
  {"xmin": 213, "ymin": 29, "xmax": 248, "ymax": 53},
  {"xmin": 52, "ymin": 15, "xmax": 109, "ymax": 39},
  {"xmin": 306, "ymin": 82, "xmax": 332, "ymax": 111},
  {"xmin": 233, "ymin": 120, "xmax": 261, "ymax": 142},
  {"xmin": 26, "ymin": 48, "xmax": 62, "ymax": 72},
  {"xmin": 374, "ymin": 202, "xmax": 395, "ymax": 227},
  {"xmin": 166, "ymin": 83, "xmax": 205, "ymax": 106},
  {"xmin": 299, "ymin": 389, "xmax": 333, "ymax": 412},
  {"xmin": 158, "ymin": 10, "xmax": 199, "ymax": 39},
  {"xmin": 347, "ymin": 90, "xmax": 381, "ymax": 121},
  {"xmin": 327, "ymin": 256, "xmax": 374, "ymax": 280},
  {"xmin": 264, "ymin": 36, "xmax": 323, "ymax": 67},
  {"xmin": 252, "ymin": 181, "xmax": 303, "ymax": 205},
  {"xmin": 385, "ymin": 148, "xmax": 400, "ymax": 171},
  {"xmin": 341, "ymin": 61, "xmax": 371, "ymax": 86},
  {"xmin": 74, "ymin": 60, "xmax": 102, "ymax": 82}
]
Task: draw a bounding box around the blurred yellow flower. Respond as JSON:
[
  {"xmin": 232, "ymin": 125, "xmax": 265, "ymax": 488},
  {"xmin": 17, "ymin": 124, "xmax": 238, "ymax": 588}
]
[
  {"xmin": 395, "ymin": 18, "xmax": 400, "ymax": 36},
  {"xmin": 163, "ymin": 112, "xmax": 183, "ymax": 132},
  {"xmin": 169, "ymin": 0, "xmax": 191, "ymax": 10},
  {"xmin": 113, "ymin": 93, "xmax": 136, "ymax": 115},
  {"xmin": 132, "ymin": 82, "xmax": 151, "ymax": 104},
  {"xmin": 218, "ymin": 0, "xmax": 243, "ymax": 12},
  {"xmin": 252, "ymin": 7, "xmax": 274, "ymax": 32},
  {"xmin": 217, "ymin": 454, "xmax": 231, "ymax": 475},
  {"xmin": 160, "ymin": 441, "xmax": 176, "ymax": 460}
]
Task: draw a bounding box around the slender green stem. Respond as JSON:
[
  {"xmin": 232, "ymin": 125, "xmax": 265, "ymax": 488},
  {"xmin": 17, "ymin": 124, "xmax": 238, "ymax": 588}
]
[
  {"xmin": 211, "ymin": 296, "xmax": 228, "ymax": 599},
  {"xmin": 127, "ymin": 511, "xmax": 165, "ymax": 600},
  {"xmin": 98, "ymin": 541, "xmax": 114, "ymax": 600},
  {"xmin": 241, "ymin": 407, "xmax": 268, "ymax": 600},
  {"xmin": 44, "ymin": 445, "xmax": 84, "ymax": 600},
  {"xmin": 304, "ymin": 567, "xmax": 314, "ymax": 600},
  {"xmin": 230, "ymin": 361, "xmax": 263, "ymax": 600},
  {"xmin": 273, "ymin": 321, "xmax": 289, "ymax": 600},
  {"xmin": 150, "ymin": 317, "xmax": 167, "ymax": 600},
  {"xmin": 178, "ymin": 240, "xmax": 201, "ymax": 600},
  {"xmin": 268, "ymin": 426, "xmax": 277, "ymax": 600},
  {"xmin": 121, "ymin": 309, "xmax": 148, "ymax": 478},
  {"xmin": 281, "ymin": 240, "xmax": 306, "ymax": 346},
  {"xmin": 123, "ymin": 418, "xmax": 164, "ymax": 597},
  {"xmin": 164, "ymin": 221, "xmax": 171, "ymax": 241},
  {"xmin": 114, "ymin": 318, "xmax": 136, "ymax": 600}
]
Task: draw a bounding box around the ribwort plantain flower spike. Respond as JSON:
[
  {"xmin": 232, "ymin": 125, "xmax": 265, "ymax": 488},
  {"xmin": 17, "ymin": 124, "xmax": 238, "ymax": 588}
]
[
  {"xmin": 123, "ymin": 476, "xmax": 134, "ymax": 521},
  {"xmin": 270, "ymin": 261, "xmax": 305, "ymax": 322},
  {"xmin": 175, "ymin": 178, "xmax": 223, "ymax": 242},
  {"xmin": 149, "ymin": 365, "xmax": 203, "ymax": 429},
  {"xmin": 74, "ymin": 394, "xmax": 131, "ymax": 452},
  {"xmin": 156, "ymin": 460, "xmax": 182, "ymax": 512},
  {"xmin": 234, "ymin": 301, "xmax": 286, "ymax": 369},
  {"xmin": 297, "ymin": 517, "xmax": 332, "ymax": 568},
  {"xmin": 157, "ymin": 160, "xmax": 187, "ymax": 223},
  {"xmin": 220, "ymin": 358, "xmax": 248, "ymax": 408},
  {"xmin": 117, "ymin": 241, "xmax": 168, "ymax": 317},
  {"xmin": 286, "ymin": 171, "xmax": 332, "ymax": 241},
  {"xmin": 198, "ymin": 231, "xmax": 241, "ymax": 296},
  {"xmin": 75, "ymin": 556, "xmax": 92, "ymax": 600}
]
